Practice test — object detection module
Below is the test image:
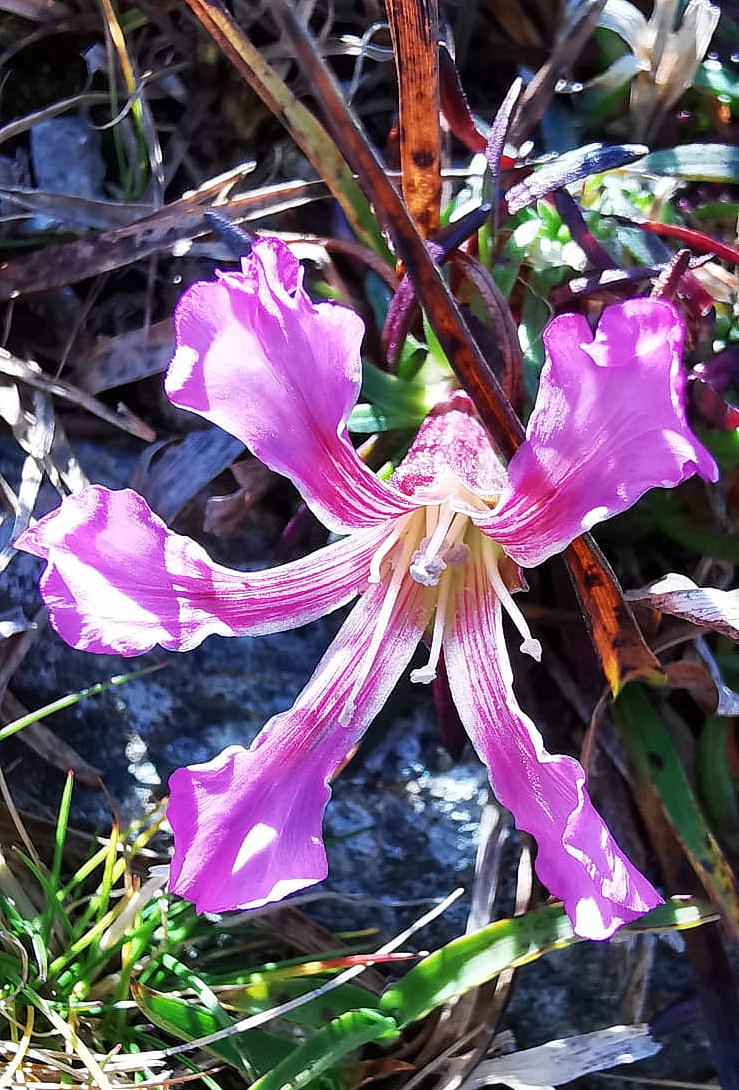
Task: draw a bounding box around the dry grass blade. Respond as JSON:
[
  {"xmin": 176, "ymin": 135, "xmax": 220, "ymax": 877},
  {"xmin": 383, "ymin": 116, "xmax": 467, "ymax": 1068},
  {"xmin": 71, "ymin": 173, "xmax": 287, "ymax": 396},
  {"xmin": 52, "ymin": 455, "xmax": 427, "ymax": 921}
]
[
  {"xmin": 0, "ymin": 350, "xmax": 154, "ymax": 441},
  {"xmin": 485, "ymin": 0, "xmax": 565, "ymax": 49},
  {"xmin": 0, "ymin": 177, "xmax": 325, "ymax": 298},
  {"xmin": 0, "ymin": 691, "xmax": 103, "ymax": 786},
  {"xmin": 0, "ymin": 93, "xmax": 113, "ymax": 147},
  {"xmin": 181, "ymin": 0, "xmax": 385, "ymax": 255},
  {"xmin": 131, "ymin": 427, "xmax": 244, "ymax": 523},
  {"xmin": 509, "ymin": 0, "xmax": 607, "ymax": 145},
  {"xmin": 0, "ymin": 0, "xmax": 70, "ymax": 17},
  {"xmin": 0, "ymin": 368, "xmax": 87, "ymax": 570},
  {"xmin": 0, "ymin": 187, "xmax": 152, "ymax": 231},
  {"xmin": 386, "ymin": 0, "xmax": 441, "ymax": 237},
  {"xmin": 74, "ymin": 319, "xmax": 174, "ymax": 395}
]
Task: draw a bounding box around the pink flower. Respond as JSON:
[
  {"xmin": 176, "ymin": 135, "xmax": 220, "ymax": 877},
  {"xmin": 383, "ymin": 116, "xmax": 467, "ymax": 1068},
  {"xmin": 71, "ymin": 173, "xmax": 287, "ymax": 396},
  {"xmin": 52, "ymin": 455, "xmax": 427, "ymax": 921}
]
[{"xmin": 16, "ymin": 238, "xmax": 717, "ymax": 939}]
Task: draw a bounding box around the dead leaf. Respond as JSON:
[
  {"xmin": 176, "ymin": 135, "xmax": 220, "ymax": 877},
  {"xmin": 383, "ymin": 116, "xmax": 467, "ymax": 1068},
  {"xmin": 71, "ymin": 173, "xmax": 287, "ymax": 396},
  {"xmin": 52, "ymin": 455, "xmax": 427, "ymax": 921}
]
[
  {"xmin": 386, "ymin": 0, "xmax": 441, "ymax": 237},
  {"xmin": 626, "ymin": 574, "xmax": 739, "ymax": 642}
]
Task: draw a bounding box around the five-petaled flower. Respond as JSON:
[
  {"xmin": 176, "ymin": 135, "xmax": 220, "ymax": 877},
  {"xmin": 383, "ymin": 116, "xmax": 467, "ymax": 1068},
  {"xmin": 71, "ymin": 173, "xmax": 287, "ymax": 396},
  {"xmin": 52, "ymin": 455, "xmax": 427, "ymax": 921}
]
[{"xmin": 16, "ymin": 237, "xmax": 718, "ymax": 940}]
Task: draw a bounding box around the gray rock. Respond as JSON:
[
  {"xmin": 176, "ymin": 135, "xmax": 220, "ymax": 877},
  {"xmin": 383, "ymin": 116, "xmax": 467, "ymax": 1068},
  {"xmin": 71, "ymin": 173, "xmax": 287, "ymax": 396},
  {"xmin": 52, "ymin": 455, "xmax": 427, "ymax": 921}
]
[{"xmin": 30, "ymin": 116, "xmax": 105, "ymax": 200}]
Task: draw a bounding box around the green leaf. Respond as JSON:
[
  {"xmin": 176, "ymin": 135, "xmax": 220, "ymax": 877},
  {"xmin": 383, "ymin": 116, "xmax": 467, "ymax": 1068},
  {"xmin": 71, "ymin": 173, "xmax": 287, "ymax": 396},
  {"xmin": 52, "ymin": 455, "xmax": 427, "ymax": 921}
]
[
  {"xmin": 380, "ymin": 904, "xmax": 576, "ymax": 1026},
  {"xmin": 700, "ymin": 426, "xmax": 739, "ymax": 471},
  {"xmin": 614, "ymin": 683, "xmax": 739, "ymax": 935},
  {"xmin": 634, "ymin": 144, "xmax": 739, "ymax": 183},
  {"xmin": 380, "ymin": 899, "xmax": 715, "ymax": 1027},
  {"xmin": 249, "ymin": 1009, "xmax": 399, "ymax": 1090},
  {"xmin": 361, "ymin": 363, "xmax": 426, "ymax": 414},
  {"xmin": 218, "ymin": 974, "xmax": 381, "ymax": 1029},
  {"xmin": 348, "ymin": 404, "xmax": 422, "ymax": 433},
  {"xmin": 648, "ymin": 490, "xmax": 739, "ymax": 565},
  {"xmin": 694, "ymin": 61, "xmax": 739, "ymax": 108},
  {"xmin": 698, "ymin": 717, "xmax": 739, "ymax": 858},
  {"xmin": 132, "ymin": 981, "xmax": 292, "ymax": 1076}
]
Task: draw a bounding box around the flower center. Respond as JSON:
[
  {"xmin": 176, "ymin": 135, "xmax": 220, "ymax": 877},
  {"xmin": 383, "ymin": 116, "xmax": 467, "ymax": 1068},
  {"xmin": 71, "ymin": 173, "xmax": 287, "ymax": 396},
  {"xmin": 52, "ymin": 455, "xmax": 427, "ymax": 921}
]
[
  {"xmin": 409, "ymin": 504, "xmax": 470, "ymax": 587},
  {"xmin": 339, "ymin": 503, "xmax": 542, "ymax": 726}
]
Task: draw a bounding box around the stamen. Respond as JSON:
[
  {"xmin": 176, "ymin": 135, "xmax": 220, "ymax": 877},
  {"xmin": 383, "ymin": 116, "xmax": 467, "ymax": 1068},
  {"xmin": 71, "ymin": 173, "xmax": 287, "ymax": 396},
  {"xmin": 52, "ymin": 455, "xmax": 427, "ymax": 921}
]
[
  {"xmin": 340, "ymin": 514, "xmax": 423, "ymax": 726},
  {"xmin": 368, "ymin": 515, "xmax": 410, "ymax": 583},
  {"xmin": 482, "ymin": 538, "xmax": 542, "ymax": 661},
  {"xmin": 425, "ymin": 504, "xmax": 440, "ymax": 538},
  {"xmin": 410, "ymin": 507, "xmax": 469, "ymax": 587},
  {"xmin": 410, "ymin": 570, "xmax": 451, "ymax": 684}
]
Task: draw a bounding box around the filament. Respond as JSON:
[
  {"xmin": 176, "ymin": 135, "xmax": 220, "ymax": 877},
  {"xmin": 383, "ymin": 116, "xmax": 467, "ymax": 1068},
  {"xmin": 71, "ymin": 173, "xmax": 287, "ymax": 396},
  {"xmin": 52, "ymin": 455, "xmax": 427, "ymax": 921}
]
[
  {"xmin": 410, "ymin": 570, "xmax": 451, "ymax": 684},
  {"xmin": 481, "ymin": 538, "xmax": 542, "ymax": 661},
  {"xmin": 340, "ymin": 517, "xmax": 422, "ymax": 726}
]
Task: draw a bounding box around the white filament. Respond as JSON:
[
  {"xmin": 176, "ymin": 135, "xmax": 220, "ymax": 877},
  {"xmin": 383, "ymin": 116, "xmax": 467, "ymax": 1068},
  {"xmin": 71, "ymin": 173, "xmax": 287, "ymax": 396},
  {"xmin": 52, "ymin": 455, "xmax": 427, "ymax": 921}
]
[
  {"xmin": 481, "ymin": 537, "xmax": 542, "ymax": 661},
  {"xmin": 410, "ymin": 570, "xmax": 451, "ymax": 684},
  {"xmin": 340, "ymin": 512, "xmax": 424, "ymax": 726},
  {"xmin": 368, "ymin": 514, "xmax": 411, "ymax": 583}
]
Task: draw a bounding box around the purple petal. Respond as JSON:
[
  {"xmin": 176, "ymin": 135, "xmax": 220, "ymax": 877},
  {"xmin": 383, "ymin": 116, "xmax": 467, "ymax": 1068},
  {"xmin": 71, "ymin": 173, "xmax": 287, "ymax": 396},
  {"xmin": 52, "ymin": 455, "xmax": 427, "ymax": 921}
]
[
  {"xmin": 392, "ymin": 391, "xmax": 507, "ymax": 500},
  {"xmin": 166, "ymin": 237, "xmax": 413, "ymax": 533},
  {"xmin": 479, "ymin": 299, "xmax": 718, "ymax": 568},
  {"xmin": 168, "ymin": 574, "xmax": 432, "ymax": 913},
  {"xmin": 443, "ymin": 538, "xmax": 662, "ymax": 939},
  {"xmin": 15, "ymin": 485, "xmax": 392, "ymax": 655}
]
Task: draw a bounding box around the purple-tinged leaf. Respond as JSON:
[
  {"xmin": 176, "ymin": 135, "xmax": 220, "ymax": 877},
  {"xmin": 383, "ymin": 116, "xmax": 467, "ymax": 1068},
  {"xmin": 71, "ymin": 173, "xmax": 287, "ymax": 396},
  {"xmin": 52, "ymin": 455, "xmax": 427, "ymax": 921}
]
[
  {"xmin": 506, "ymin": 144, "xmax": 647, "ymax": 214},
  {"xmin": 485, "ymin": 79, "xmax": 522, "ymax": 178},
  {"xmin": 439, "ymin": 43, "xmax": 486, "ymax": 154},
  {"xmin": 381, "ymin": 205, "xmax": 491, "ymax": 368},
  {"xmin": 553, "ymin": 189, "xmax": 612, "ymax": 271},
  {"xmin": 551, "ymin": 266, "xmax": 659, "ymax": 305}
]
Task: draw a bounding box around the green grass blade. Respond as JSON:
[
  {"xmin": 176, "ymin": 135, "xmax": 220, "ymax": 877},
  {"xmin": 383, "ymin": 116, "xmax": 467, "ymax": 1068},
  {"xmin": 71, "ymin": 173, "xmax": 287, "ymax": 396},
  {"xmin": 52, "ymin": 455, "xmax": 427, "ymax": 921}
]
[
  {"xmin": 249, "ymin": 1009, "xmax": 399, "ymax": 1090},
  {"xmin": 38, "ymin": 771, "xmax": 75, "ymax": 949},
  {"xmin": 0, "ymin": 665, "xmax": 166, "ymax": 742}
]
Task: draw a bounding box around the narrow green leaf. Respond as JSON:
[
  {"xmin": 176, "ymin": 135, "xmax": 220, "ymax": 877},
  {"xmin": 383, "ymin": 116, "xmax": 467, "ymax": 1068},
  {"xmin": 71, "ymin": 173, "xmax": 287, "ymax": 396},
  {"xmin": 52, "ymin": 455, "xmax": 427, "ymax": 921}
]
[
  {"xmin": 700, "ymin": 426, "xmax": 739, "ymax": 471},
  {"xmin": 638, "ymin": 491, "xmax": 739, "ymax": 565},
  {"xmin": 698, "ymin": 717, "xmax": 739, "ymax": 858},
  {"xmin": 38, "ymin": 771, "xmax": 75, "ymax": 950},
  {"xmin": 348, "ymin": 404, "xmax": 421, "ymax": 433},
  {"xmin": 380, "ymin": 899, "xmax": 715, "ymax": 1027},
  {"xmin": 219, "ymin": 974, "xmax": 381, "ymax": 1030},
  {"xmin": 380, "ymin": 904, "xmax": 576, "ymax": 1026},
  {"xmin": 131, "ymin": 981, "xmax": 292, "ymax": 1076},
  {"xmin": 634, "ymin": 144, "xmax": 739, "ymax": 182},
  {"xmin": 693, "ymin": 61, "xmax": 739, "ymax": 107},
  {"xmin": 361, "ymin": 362, "xmax": 439, "ymax": 417},
  {"xmin": 0, "ymin": 664, "xmax": 166, "ymax": 742},
  {"xmin": 249, "ymin": 1009, "xmax": 399, "ymax": 1090},
  {"xmin": 614, "ymin": 683, "xmax": 739, "ymax": 937}
]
